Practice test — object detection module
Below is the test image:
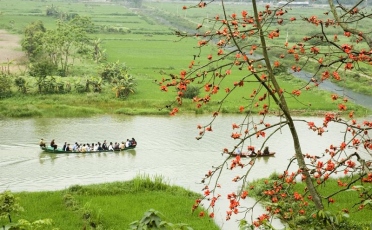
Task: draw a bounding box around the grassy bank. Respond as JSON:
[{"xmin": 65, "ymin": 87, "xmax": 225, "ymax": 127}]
[
  {"xmin": 0, "ymin": 72, "xmax": 370, "ymax": 118},
  {"xmin": 0, "ymin": 175, "xmax": 219, "ymax": 230},
  {"xmin": 248, "ymin": 174, "xmax": 372, "ymax": 229}
]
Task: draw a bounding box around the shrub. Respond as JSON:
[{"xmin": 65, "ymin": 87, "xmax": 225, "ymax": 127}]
[
  {"xmin": 28, "ymin": 59, "xmax": 57, "ymax": 78},
  {"xmin": 0, "ymin": 73, "xmax": 12, "ymax": 98},
  {"xmin": 183, "ymin": 85, "xmax": 200, "ymax": 99}
]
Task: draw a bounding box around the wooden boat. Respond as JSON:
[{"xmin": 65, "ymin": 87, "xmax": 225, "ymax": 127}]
[
  {"xmin": 228, "ymin": 152, "xmax": 276, "ymax": 158},
  {"xmin": 40, "ymin": 145, "xmax": 136, "ymax": 154}
]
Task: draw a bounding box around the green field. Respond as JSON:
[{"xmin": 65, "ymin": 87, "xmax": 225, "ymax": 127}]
[
  {"xmin": 0, "ymin": 176, "xmax": 219, "ymax": 230},
  {"xmin": 0, "ymin": 0, "xmax": 370, "ymax": 118}
]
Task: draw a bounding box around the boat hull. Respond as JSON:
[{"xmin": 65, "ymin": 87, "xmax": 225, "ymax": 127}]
[
  {"xmin": 229, "ymin": 152, "xmax": 276, "ymax": 158},
  {"xmin": 40, "ymin": 146, "xmax": 136, "ymax": 154}
]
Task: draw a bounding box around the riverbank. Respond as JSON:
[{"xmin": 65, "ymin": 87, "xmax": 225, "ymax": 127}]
[
  {"xmin": 0, "ymin": 89, "xmax": 370, "ymax": 118},
  {"xmin": 248, "ymin": 174, "xmax": 372, "ymax": 229},
  {"xmin": 0, "ymin": 175, "xmax": 219, "ymax": 230}
]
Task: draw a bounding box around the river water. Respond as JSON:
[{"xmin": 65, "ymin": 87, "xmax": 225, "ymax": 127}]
[
  {"xmin": 1, "ymin": 114, "xmax": 371, "ymax": 229},
  {"xmin": 291, "ymin": 71, "xmax": 372, "ymax": 110}
]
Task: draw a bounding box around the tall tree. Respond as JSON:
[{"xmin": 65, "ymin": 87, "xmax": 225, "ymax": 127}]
[
  {"xmin": 21, "ymin": 20, "xmax": 46, "ymax": 61},
  {"xmin": 161, "ymin": 0, "xmax": 372, "ymax": 228},
  {"xmin": 23, "ymin": 16, "xmax": 95, "ymax": 77},
  {"xmin": 42, "ymin": 16, "xmax": 94, "ymax": 76}
]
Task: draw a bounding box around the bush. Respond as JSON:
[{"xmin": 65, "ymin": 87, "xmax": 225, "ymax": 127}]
[
  {"xmin": 28, "ymin": 59, "xmax": 57, "ymax": 78},
  {"xmin": 183, "ymin": 85, "xmax": 200, "ymax": 99},
  {"xmin": 0, "ymin": 73, "xmax": 12, "ymax": 98}
]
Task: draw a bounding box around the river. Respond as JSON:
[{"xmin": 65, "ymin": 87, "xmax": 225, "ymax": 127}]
[{"xmin": 1, "ymin": 114, "xmax": 371, "ymax": 229}]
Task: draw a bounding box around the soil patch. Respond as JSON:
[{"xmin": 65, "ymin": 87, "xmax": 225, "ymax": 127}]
[{"xmin": 0, "ymin": 30, "xmax": 27, "ymax": 73}]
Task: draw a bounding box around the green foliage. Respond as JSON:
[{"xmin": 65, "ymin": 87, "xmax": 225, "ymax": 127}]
[
  {"xmin": 21, "ymin": 20, "xmax": 46, "ymax": 61},
  {"xmin": 22, "ymin": 16, "xmax": 95, "ymax": 77},
  {"xmin": 0, "ymin": 73, "xmax": 12, "ymax": 98},
  {"xmin": 100, "ymin": 61, "xmax": 137, "ymax": 98},
  {"xmin": 112, "ymin": 74, "xmax": 136, "ymax": 98},
  {"xmin": 132, "ymin": 174, "xmax": 169, "ymax": 192},
  {"xmin": 272, "ymin": 64, "xmax": 288, "ymax": 76},
  {"xmin": 129, "ymin": 209, "xmax": 193, "ymax": 230},
  {"xmin": 31, "ymin": 75, "xmax": 71, "ymax": 94},
  {"xmin": 0, "ymin": 191, "xmax": 24, "ymax": 224},
  {"xmin": 91, "ymin": 38, "xmax": 106, "ymax": 63},
  {"xmin": 99, "ymin": 61, "xmax": 129, "ymax": 82},
  {"xmin": 28, "ymin": 59, "xmax": 57, "ymax": 78},
  {"xmin": 14, "ymin": 77, "xmax": 29, "ymax": 94},
  {"xmin": 0, "ymin": 191, "xmax": 57, "ymax": 230},
  {"xmin": 45, "ymin": 5, "xmax": 60, "ymax": 18},
  {"xmin": 183, "ymin": 85, "xmax": 200, "ymax": 99},
  {"xmin": 5, "ymin": 178, "xmax": 217, "ymax": 229},
  {"xmin": 0, "ymin": 1, "xmax": 370, "ymax": 117},
  {"xmin": 247, "ymin": 174, "xmax": 370, "ymax": 229},
  {"xmin": 8, "ymin": 218, "xmax": 56, "ymax": 230}
]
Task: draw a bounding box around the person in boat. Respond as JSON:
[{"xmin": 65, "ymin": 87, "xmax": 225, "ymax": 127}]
[
  {"xmin": 39, "ymin": 138, "xmax": 46, "ymax": 148},
  {"xmin": 250, "ymin": 149, "xmax": 257, "ymax": 157},
  {"xmin": 81, "ymin": 144, "xmax": 87, "ymax": 153},
  {"xmin": 108, "ymin": 142, "xmax": 114, "ymax": 151},
  {"xmin": 114, "ymin": 142, "xmax": 120, "ymax": 150},
  {"xmin": 257, "ymin": 150, "xmax": 262, "ymax": 156},
  {"xmin": 50, "ymin": 139, "xmax": 57, "ymax": 150},
  {"xmin": 125, "ymin": 139, "xmax": 131, "ymax": 148},
  {"xmin": 93, "ymin": 143, "xmax": 99, "ymax": 151},
  {"xmin": 72, "ymin": 142, "xmax": 79, "ymax": 152},
  {"xmin": 102, "ymin": 140, "xmax": 108, "ymax": 150},
  {"xmin": 263, "ymin": 146, "xmax": 270, "ymax": 155},
  {"xmin": 86, "ymin": 143, "xmax": 91, "ymax": 152},
  {"xmin": 97, "ymin": 142, "xmax": 103, "ymax": 151},
  {"xmin": 130, "ymin": 138, "xmax": 137, "ymax": 147},
  {"xmin": 62, "ymin": 142, "xmax": 67, "ymax": 151},
  {"xmin": 119, "ymin": 141, "xmax": 125, "ymax": 150},
  {"xmin": 65, "ymin": 144, "xmax": 71, "ymax": 151}
]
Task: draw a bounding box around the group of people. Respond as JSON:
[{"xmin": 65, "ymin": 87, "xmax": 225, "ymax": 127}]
[
  {"xmin": 39, "ymin": 138, "xmax": 137, "ymax": 152},
  {"xmin": 234, "ymin": 146, "xmax": 270, "ymax": 156},
  {"xmin": 250, "ymin": 146, "xmax": 270, "ymax": 156}
]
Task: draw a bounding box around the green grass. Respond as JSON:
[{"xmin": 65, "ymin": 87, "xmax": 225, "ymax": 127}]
[
  {"xmin": 0, "ymin": 0, "xmax": 371, "ymax": 118},
  {"xmin": 1, "ymin": 175, "xmax": 219, "ymax": 230},
  {"xmin": 247, "ymin": 174, "xmax": 372, "ymax": 228},
  {"xmin": 0, "ymin": 70, "xmax": 369, "ymax": 118},
  {"xmin": 291, "ymin": 177, "xmax": 372, "ymax": 228}
]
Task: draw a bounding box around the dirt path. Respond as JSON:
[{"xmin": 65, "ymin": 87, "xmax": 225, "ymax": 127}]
[{"xmin": 0, "ymin": 30, "xmax": 26, "ymax": 72}]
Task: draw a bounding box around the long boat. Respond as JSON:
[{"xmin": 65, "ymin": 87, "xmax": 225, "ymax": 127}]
[
  {"xmin": 40, "ymin": 145, "xmax": 136, "ymax": 154},
  {"xmin": 228, "ymin": 152, "xmax": 276, "ymax": 158}
]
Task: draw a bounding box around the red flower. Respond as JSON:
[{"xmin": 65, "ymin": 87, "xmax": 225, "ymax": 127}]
[
  {"xmin": 241, "ymin": 190, "xmax": 248, "ymax": 199},
  {"xmin": 340, "ymin": 142, "xmax": 346, "ymax": 150},
  {"xmin": 232, "ymin": 123, "xmax": 240, "ymax": 129},
  {"xmin": 338, "ymin": 104, "xmax": 347, "ymax": 111},
  {"xmin": 292, "ymin": 89, "xmax": 301, "ymax": 96},
  {"xmin": 294, "ymin": 192, "xmax": 303, "ymax": 201},
  {"xmin": 331, "ymin": 94, "xmax": 338, "ymax": 100}
]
